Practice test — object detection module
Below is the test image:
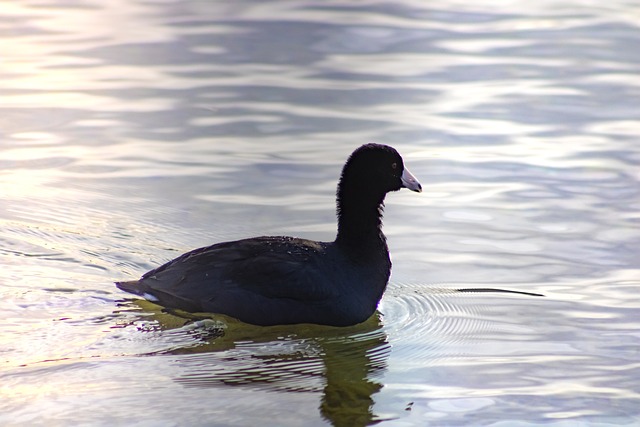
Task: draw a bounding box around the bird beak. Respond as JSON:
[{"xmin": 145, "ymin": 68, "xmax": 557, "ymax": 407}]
[{"xmin": 401, "ymin": 167, "xmax": 422, "ymax": 192}]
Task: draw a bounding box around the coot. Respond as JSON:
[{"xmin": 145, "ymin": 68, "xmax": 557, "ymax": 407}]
[{"xmin": 116, "ymin": 143, "xmax": 422, "ymax": 326}]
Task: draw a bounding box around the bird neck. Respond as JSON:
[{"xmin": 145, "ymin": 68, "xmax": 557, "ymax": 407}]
[{"xmin": 335, "ymin": 187, "xmax": 388, "ymax": 253}]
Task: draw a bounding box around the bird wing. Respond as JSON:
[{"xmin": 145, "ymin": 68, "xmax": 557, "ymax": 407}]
[{"xmin": 138, "ymin": 236, "xmax": 339, "ymax": 304}]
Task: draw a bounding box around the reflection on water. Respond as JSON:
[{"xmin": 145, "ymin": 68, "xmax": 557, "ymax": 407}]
[
  {"xmin": 1, "ymin": 0, "xmax": 640, "ymax": 425},
  {"xmin": 116, "ymin": 303, "xmax": 390, "ymax": 427}
]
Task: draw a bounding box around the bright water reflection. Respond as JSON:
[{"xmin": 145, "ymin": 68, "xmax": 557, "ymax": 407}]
[{"xmin": 1, "ymin": 0, "xmax": 640, "ymax": 426}]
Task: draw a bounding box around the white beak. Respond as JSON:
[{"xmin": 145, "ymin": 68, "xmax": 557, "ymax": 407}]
[{"xmin": 401, "ymin": 167, "xmax": 422, "ymax": 193}]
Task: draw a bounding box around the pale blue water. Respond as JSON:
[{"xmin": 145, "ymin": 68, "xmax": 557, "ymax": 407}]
[{"xmin": 1, "ymin": 1, "xmax": 639, "ymax": 426}]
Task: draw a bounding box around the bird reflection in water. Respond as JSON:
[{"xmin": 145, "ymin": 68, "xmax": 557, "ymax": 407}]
[{"xmin": 118, "ymin": 301, "xmax": 390, "ymax": 427}]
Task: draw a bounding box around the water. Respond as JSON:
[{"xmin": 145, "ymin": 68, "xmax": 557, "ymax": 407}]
[{"xmin": 1, "ymin": 0, "xmax": 639, "ymax": 425}]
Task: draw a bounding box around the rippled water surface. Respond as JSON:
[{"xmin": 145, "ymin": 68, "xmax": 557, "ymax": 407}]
[{"xmin": 2, "ymin": 1, "xmax": 639, "ymax": 426}]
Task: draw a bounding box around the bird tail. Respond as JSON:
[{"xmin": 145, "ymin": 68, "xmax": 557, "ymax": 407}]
[{"xmin": 115, "ymin": 280, "xmax": 145, "ymax": 296}]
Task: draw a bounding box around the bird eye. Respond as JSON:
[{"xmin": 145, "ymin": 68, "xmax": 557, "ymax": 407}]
[{"xmin": 391, "ymin": 162, "xmax": 397, "ymax": 170}]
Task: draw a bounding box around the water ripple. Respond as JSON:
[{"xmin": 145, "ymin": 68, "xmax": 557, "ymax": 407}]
[{"xmin": 381, "ymin": 283, "xmax": 545, "ymax": 359}]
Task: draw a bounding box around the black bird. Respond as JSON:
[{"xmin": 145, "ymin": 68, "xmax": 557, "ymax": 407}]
[{"xmin": 116, "ymin": 143, "xmax": 422, "ymax": 326}]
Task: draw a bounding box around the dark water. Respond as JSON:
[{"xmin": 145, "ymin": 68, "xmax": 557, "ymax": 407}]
[{"xmin": 1, "ymin": 1, "xmax": 639, "ymax": 426}]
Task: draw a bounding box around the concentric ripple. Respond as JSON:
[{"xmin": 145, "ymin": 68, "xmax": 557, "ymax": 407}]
[{"xmin": 380, "ymin": 282, "xmax": 543, "ymax": 359}]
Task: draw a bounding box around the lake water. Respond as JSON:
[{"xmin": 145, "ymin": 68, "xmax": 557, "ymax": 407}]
[{"xmin": 1, "ymin": 1, "xmax": 639, "ymax": 426}]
